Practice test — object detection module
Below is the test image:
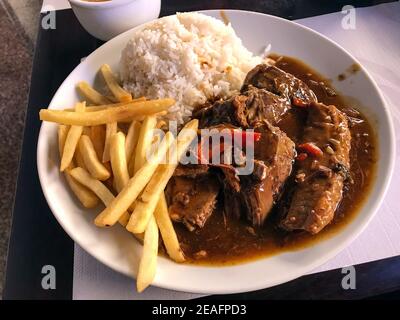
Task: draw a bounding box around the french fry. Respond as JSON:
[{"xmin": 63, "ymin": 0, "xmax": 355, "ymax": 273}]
[
  {"xmin": 154, "ymin": 193, "xmax": 185, "ymax": 262},
  {"xmin": 126, "ymin": 119, "xmax": 198, "ymax": 233},
  {"xmin": 74, "ymin": 145, "xmax": 87, "ymax": 170},
  {"xmin": 60, "ymin": 102, "xmax": 86, "ymax": 171},
  {"xmin": 58, "ymin": 124, "xmax": 69, "ymax": 157},
  {"xmin": 118, "ymin": 211, "xmax": 131, "ymax": 227},
  {"xmin": 100, "ymin": 64, "xmax": 132, "ymax": 102},
  {"xmin": 107, "ymin": 141, "xmax": 144, "ymax": 244},
  {"xmin": 126, "ymin": 165, "xmax": 166, "ymax": 233},
  {"xmin": 125, "ymin": 120, "xmax": 141, "ymax": 164},
  {"xmin": 94, "ymin": 131, "xmax": 174, "ymax": 227},
  {"xmin": 69, "ymin": 167, "xmax": 114, "ymax": 204},
  {"xmin": 78, "ymin": 135, "xmax": 110, "ymax": 181},
  {"xmin": 144, "ymin": 120, "xmax": 198, "ymax": 202},
  {"xmin": 64, "ymin": 172, "xmax": 99, "ymax": 208},
  {"xmin": 110, "ymin": 132, "xmax": 130, "ymax": 192},
  {"xmin": 69, "ymin": 167, "xmax": 128, "ymax": 226},
  {"xmin": 39, "ymin": 98, "xmax": 175, "ymax": 126},
  {"xmin": 63, "ymin": 97, "xmax": 147, "ymax": 112},
  {"xmin": 90, "ymin": 125, "xmax": 106, "ymax": 160},
  {"xmin": 136, "ymin": 215, "xmax": 158, "ymax": 293},
  {"xmin": 58, "ymin": 125, "xmax": 99, "ymax": 208},
  {"xmin": 103, "ymin": 122, "xmax": 117, "ymax": 162},
  {"xmin": 134, "ymin": 116, "xmax": 157, "ymax": 174},
  {"xmin": 77, "ymin": 81, "xmax": 112, "ymax": 105}
]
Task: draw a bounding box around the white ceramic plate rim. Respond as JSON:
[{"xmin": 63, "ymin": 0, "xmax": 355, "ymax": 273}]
[{"xmin": 37, "ymin": 10, "xmax": 395, "ymax": 294}]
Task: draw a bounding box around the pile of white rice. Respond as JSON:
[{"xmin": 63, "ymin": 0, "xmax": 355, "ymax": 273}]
[{"xmin": 119, "ymin": 12, "xmax": 262, "ymax": 124}]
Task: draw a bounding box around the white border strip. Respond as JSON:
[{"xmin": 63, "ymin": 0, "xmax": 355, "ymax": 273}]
[{"xmin": 41, "ymin": 0, "xmax": 71, "ymax": 12}]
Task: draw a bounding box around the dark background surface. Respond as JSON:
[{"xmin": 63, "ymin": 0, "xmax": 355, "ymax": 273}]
[{"xmin": 3, "ymin": 0, "xmax": 399, "ymax": 300}]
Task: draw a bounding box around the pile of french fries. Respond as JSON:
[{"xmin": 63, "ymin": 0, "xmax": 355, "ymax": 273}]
[{"xmin": 40, "ymin": 64, "xmax": 198, "ymax": 292}]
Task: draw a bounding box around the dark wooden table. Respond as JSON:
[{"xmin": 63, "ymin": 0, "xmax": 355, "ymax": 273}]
[{"xmin": 3, "ymin": 0, "xmax": 399, "ymax": 300}]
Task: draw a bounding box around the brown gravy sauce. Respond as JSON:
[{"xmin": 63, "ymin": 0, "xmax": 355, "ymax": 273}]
[
  {"xmin": 173, "ymin": 56, "xmax": 377, "ymax": 266},
  {"xmin": 338, "ymin": 63, "xmax": 361, "ymax": 81}
]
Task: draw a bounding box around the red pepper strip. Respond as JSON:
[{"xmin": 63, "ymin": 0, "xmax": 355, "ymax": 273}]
[
  {"xmin": 230, "ymin": 129, "xmax": 261, "ymax": 146},
  {"xmin": 296, "ymin": 152, "xmax": 308, "ymax": 161},
  {"xmin": 298, "ymin": 142, "xmax": 323, "ymax": 157},
  {"xmin": 292, "ymin": 97, "xmax": 309, "ymax": 108}
]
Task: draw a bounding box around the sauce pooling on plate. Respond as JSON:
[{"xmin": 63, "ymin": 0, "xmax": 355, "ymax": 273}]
[{"xmin": 171, "ymin": 56, "xmax": 377, "ymax": 265}]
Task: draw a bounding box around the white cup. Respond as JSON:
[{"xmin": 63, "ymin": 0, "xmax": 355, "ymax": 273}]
[{"xmin": 68, "ymin": 0, "xmax": 161, "ymax": 41}]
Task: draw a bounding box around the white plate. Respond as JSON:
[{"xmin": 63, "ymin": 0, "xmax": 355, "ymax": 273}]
[{"xmin": 37, "ymin": 10, "xmax": 395, "ymax": 294}]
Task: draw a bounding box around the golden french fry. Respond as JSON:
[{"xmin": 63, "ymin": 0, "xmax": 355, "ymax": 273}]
[
  {"xmin": 94, "ymin": 131, "xmax": 174, "ymax": 227},
  {"xmin": 58, "ymin": 125, "xmax": 69, "ymax": 157},
  {"xmin": 77, "ymin": 81, "xmax": 112, "ymax": 105},
  {"xmin": 125, "ymin": 120, "xmax": 141, "ymax": 164},
  {"xmin": 154, "ymin": 193, "xmax": 185, "ymax": 262},
  {"xmin": 69, "ymin": 167, "xmax": 114, "ymax": 204},
  {"xmin": 74, "ymin": 145, "xmax": 87, "ymax": 170},
  {"xmin": 103, "ymin": 122, "xmax": 117, "ymax": 162},
  {"xmin": 100, "ymin": 64, "xmax": 132, "ymax": 102},
  {"xmin": 110, "ymin": 132, "xmax": 130, "ymax": 192},
  {"xmin": 60, "ymin": 102, "xmax": 86, "ymax": 171},
  {"xmin": 64, "ymin": 172, "xmax": 99, "ymax": 208},
  {"xmin": 39, "ymin": 98, "xmax": 175, "ymax": 126},
  {"xmin": 90, "ymin": 125, "xmax": 106, "ymax": 160},
  {"xmin": 134, "ymin": 116, "xmax": 157, "ymax": 174},
  {"xmin": 119, "ymin": 111, "xmax": 167, "ymax": 124},
  {"xmin": 69, "ymin": 167, "xmax": 128, "ymax": 226},
  {"xmin": 126, "ymin": 120, "xmax": 198, "ymax": 233},
  {"xmin": 126, "ymin": 165, "xmax": 167, "ymax": 233},
  {"xmin": 137, "ymin": 215, "xmax": 158, "ymax": 293},
  {"xmin": 79, "ymin": 135, "xmax": 110, "ymax": 181},
  {"xmin": 64, "ymin": 97, "xmax": 147, "ymax": 112},
  {"xmin": 118, "ymin": 211, "xmax": 131, "ymax": 227},
  {"xmin": 58, "ymin": 125, "xmax": 99, "ymax": 208}
]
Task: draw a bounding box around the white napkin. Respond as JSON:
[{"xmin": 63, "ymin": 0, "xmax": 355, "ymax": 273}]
[
  {"xmin": 71, "ymin": 2, "xmax": 400, "ymax": 299},
  {"xmin": 41, "ymin": 0, "xmax": 70, "ymax": 12}
]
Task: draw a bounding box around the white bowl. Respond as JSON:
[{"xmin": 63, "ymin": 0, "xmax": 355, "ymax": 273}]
[
  {"xmin": 68, "ymin": 0, "xmax": 161, "ymax": 41},
  {"xmin": 37, "ymin": 10, "xmax": 395, "ymax": 294}
]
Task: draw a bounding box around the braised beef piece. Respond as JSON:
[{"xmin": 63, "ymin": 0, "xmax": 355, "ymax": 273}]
[
  {"xmin": 217, "ymin": 165, "xmax": 242, "ymax": 219},
  {"xmin": 193, "ymin": 95, "xmax": 249, "ymax": 128},
  {"xmin": 171, "ymin": 64, "xmax": 319, "ymax": 230},
  {"xmin": 222, "ymin": 122, "xmax": 296, "ymax": 226},
  {"xmin": 173, "ymin": 164, "xmax": 209, "ymax": 178},
  {"xmin": 166, "ymin": 165, "xmax": 220, "ymax": 231},
  {"xmin": 193, "ymin": 88, "xmax": 289, "ymax": 128},
  {"xmin": 216, "ymin": 164, "xmax": 240, "ymax": 192},
  {"xmin": 193, "ymin": 64, "xmax": 317, "ymax": 128},
  {"xmin": 242, "ymin": 64, "xmax": 317, "ymax": 106},
  {"xmin": 280, "ymin": 102, "xmax": 351, "ymax": 234},
  {"xmin": 243, "ymin": 86, "xmax": 291, "ymax": 125}
]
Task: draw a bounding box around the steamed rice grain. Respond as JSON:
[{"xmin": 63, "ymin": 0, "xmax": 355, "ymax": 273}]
[{"xmin": 119, "ymin": 12, "xmax": 262, "ymax": 124}]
